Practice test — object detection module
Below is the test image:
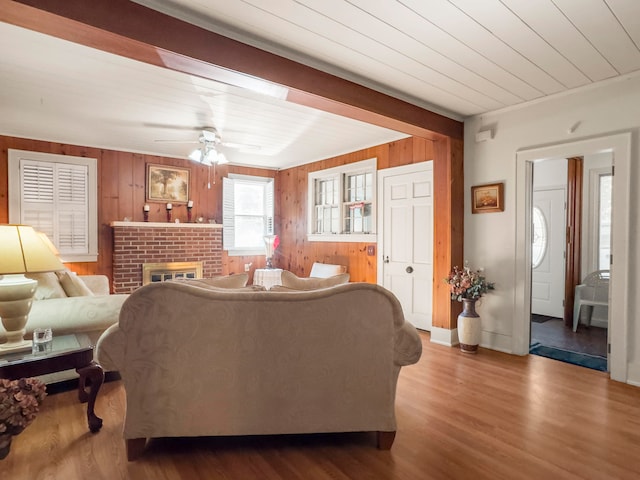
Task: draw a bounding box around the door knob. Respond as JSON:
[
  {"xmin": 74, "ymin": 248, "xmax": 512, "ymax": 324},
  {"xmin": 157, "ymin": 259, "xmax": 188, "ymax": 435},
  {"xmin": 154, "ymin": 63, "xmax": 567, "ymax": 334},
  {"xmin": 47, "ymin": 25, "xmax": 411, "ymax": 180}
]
[
  {"xmin": 384, "ymin": 256, "xmax": 390, "ymax": 263},
  {"xmin": 406, "ymin": 266, "xmax": 414, "ymax": 273}
]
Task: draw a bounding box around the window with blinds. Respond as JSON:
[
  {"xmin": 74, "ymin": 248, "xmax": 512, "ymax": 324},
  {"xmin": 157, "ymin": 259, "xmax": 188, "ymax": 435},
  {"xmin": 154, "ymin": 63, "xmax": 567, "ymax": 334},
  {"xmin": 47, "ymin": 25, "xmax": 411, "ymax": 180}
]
[
  {"xmin": 8, "ymin": 150, "xmax": 98, "ymax": 262},
  {"xmin": 307, "ymin": 158, "xmax": 377, "ymax": 242},
  {"xmin": 223, "ymin": 174, "xmax": 274, "ymax": 255}
]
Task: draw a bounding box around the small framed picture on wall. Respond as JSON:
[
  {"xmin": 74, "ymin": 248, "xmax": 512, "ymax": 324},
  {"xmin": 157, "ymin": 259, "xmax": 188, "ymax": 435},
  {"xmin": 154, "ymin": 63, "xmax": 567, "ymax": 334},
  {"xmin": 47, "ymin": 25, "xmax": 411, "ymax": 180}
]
[{"xmin": 471, "ymin": 182, "xmax": 504, "ymax": 214}]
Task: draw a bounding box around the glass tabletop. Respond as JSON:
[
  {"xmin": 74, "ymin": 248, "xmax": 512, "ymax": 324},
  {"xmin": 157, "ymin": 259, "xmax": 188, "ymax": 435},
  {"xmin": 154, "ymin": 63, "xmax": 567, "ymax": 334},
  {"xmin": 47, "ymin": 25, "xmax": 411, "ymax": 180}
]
[{"xmin": 0, "ymin": 333, "xmax": 93, "ymax": 366}]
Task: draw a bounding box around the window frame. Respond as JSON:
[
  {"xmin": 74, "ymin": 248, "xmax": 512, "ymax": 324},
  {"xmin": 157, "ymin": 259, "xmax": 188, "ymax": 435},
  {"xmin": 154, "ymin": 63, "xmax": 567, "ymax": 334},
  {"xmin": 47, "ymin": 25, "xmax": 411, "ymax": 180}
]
[
  {"xmin": 8, "ymin": 149, "xmax": 98, "ymax": 262},
  {"xmin": 587, "ymin": 167, "xmax": 612, "ymax": 273},
  {"xmin": 307, "ymin": 158, "xmax": 377, "ymax": 242},
  {"xmin": 223, "ymin": 173, "xmax": 275, "ymax": 256}
]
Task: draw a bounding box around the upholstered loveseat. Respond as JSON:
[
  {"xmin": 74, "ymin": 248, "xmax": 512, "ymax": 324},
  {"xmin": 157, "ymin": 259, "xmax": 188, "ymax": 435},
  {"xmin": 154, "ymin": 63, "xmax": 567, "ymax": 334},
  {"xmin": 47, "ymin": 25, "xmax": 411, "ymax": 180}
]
[
  {"xmin": 96, "ymin": 280, "xmax": 422, "ymax": 460},
  {"xmin": 0, "ymin": 271, "xmax": 129, "ymax": 345}
]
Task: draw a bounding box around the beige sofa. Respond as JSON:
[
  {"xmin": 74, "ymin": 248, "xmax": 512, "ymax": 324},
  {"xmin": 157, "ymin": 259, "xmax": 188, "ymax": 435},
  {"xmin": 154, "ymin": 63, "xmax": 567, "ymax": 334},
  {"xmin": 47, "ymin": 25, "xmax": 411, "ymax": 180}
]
[
  {"xmin": 0, "ymin": 271, "xmax": 128, "ymax": 345},
  {"xmin": 96, "ymin": 281, "xmax": 422, "ymax": 460}
]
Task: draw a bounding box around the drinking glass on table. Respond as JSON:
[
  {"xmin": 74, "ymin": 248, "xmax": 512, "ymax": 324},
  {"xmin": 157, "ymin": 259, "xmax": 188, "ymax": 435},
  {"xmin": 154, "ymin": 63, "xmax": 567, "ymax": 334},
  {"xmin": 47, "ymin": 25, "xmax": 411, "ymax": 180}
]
[{"xmin": 32, "ymin": 328, "xmax": 53, "ymax": 354}]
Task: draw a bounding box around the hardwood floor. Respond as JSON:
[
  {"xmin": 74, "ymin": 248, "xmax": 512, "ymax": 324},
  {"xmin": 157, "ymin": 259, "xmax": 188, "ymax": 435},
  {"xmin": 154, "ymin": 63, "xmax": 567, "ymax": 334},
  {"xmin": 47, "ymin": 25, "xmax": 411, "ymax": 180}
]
[{"xmin": 3, "ymin": 332, "xmax": 640, "ymax": 480}]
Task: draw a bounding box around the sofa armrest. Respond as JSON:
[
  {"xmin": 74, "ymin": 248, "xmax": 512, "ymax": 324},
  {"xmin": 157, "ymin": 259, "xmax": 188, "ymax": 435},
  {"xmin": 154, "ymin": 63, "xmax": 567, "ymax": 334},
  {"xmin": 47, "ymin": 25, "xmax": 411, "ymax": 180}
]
[
  {"xmin": 80, "ymin": 275, "xmax": 110, "ymax": 295},
  {"xmin": 96, "ymin": 323, "xmax": 125, "ymax": 372},
  {"xmin": 394, "ymin": 321, "xmax": 422, "ymax": 366}
]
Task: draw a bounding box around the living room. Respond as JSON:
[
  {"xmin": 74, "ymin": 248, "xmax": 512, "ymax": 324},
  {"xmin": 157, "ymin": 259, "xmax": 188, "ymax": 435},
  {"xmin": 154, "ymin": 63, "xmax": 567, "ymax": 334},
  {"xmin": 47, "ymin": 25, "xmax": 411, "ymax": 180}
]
[{"xmin": 2, "ymin": 1, "xmax": 640, "ymax": 478}]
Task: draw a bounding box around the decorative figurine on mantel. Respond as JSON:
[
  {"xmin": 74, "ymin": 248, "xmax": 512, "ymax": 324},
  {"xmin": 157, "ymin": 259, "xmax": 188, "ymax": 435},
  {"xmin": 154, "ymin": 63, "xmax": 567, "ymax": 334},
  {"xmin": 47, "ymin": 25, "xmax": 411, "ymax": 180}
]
[
  {"xmin": 143, "ymin": 204, "xmax": 150, "ymax": 222},
  {"xmin": 166, "ymin": 203, "xmax": 172, "ymax": 222}
]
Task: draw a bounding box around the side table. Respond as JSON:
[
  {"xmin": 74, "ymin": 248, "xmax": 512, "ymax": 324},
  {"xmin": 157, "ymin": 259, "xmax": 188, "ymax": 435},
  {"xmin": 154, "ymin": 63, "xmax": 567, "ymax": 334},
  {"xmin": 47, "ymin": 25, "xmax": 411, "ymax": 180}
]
[
  {"xmin": 253, "ymin": 268, "xmax": 283, "ymax": 290},
  {"xmin": 0, "ymin": 333, "xmax": 104, "ymax": 433}
]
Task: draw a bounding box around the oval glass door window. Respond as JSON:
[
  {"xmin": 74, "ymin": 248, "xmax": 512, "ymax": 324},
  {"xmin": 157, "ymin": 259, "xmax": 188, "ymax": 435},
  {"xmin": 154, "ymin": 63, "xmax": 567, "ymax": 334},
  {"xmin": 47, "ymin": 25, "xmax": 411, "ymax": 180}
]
[{"xmin": 532, "ymin": 206, "xmax": 548, "ymax": 268}]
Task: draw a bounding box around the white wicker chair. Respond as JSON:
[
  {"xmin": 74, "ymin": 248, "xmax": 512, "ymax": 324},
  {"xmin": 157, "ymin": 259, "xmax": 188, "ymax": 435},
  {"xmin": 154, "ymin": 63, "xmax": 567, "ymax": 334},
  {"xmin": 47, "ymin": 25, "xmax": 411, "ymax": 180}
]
[{"xmin": 572, "ymin": 270, "xmax": 609, "ymax": 332}]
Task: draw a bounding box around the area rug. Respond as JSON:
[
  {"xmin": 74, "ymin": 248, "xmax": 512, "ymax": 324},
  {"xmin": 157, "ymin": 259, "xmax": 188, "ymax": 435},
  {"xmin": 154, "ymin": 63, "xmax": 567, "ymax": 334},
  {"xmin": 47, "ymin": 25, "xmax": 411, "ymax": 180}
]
[{"xmin": 529, "ymin": 343, "xmax": 607, "ymax": 372}]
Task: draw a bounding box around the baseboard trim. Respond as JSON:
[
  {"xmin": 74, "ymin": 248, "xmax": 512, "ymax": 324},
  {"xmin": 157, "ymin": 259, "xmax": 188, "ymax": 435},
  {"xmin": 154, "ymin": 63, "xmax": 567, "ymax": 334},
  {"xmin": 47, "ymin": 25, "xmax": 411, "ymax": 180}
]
[{"xmin": 430, "ymin": 327, "xmax": 458, "ymax": 347}]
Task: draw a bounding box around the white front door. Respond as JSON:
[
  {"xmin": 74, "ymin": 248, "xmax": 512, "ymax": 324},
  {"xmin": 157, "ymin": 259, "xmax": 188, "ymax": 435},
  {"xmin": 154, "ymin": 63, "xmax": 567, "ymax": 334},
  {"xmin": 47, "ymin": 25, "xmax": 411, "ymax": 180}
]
[
  {"xmin": 378, "ymin": 163, "xmax": 433, "ymax": 331},
  {"xmin": 531, "ymin": 188, "xmax": 566, "ymax": 317}
]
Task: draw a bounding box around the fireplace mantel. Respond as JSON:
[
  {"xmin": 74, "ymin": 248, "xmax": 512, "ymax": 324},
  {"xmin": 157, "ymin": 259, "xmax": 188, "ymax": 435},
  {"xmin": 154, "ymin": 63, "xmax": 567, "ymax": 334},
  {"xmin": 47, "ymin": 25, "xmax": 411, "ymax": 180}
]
[{"xmin": 110, "ymin": 221, "xmax": 222, "ymax": 229}]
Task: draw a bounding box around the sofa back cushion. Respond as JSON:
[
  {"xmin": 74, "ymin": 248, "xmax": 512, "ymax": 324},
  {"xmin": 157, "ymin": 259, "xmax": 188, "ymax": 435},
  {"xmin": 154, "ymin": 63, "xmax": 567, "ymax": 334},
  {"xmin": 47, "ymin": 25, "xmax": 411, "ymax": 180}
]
[
  {"xmin": 26, "ymin": 272, "xmax": 67, "ymax": 300},
  {"xmin": 280, "ymin": 270, "xmax": 350, "ymax": 290}
]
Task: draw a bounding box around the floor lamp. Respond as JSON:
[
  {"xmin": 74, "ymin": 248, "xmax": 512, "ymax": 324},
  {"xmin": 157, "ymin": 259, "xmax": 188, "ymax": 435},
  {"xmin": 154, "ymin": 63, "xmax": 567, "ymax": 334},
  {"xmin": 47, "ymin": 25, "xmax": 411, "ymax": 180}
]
[{"xmin": 0, "ymin": 225, "xmax": 65, "ymax": 354}]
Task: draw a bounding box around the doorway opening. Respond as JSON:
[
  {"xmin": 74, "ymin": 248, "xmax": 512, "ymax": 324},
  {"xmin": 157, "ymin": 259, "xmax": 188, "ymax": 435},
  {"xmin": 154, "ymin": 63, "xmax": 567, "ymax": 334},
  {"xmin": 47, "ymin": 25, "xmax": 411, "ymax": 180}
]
[
  {"xmin": 514, "ymin": 133, "xmax": 630, "ymax": 383},
  {"xmin": 528, "ymin": 156, "xmax": 610, "ymax": 371}
]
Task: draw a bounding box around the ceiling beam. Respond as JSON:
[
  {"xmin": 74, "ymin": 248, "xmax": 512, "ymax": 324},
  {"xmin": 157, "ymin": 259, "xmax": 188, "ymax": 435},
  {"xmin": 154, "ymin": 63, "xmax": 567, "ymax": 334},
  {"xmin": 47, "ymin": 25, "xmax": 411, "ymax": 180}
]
[{"xmin": 3, "ymin": 0, "xmax": 462, "ymax": 140}]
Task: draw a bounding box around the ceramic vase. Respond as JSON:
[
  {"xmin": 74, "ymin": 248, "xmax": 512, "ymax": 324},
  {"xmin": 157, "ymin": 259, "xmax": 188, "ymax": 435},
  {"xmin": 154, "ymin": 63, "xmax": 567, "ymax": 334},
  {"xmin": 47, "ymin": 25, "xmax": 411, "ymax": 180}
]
[{"xmin": 457, "ymin": 298, "xmax": 481, "ymax": 353}]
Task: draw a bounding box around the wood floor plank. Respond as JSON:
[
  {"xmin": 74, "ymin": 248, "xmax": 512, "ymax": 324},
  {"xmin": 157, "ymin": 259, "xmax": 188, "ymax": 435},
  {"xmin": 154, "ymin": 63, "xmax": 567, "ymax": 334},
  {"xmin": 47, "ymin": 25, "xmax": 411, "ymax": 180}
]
[{"xmin": 2, "ymin": 332, "xmax": 639, "ymax": 479}]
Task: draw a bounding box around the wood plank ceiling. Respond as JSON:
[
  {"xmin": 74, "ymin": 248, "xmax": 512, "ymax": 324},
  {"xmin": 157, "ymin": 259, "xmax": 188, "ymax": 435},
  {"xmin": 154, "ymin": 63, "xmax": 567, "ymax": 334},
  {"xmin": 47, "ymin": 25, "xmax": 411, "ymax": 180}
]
[{"xmin": 1, "ymin": 0, "xmax": 639, "ymax": 169}]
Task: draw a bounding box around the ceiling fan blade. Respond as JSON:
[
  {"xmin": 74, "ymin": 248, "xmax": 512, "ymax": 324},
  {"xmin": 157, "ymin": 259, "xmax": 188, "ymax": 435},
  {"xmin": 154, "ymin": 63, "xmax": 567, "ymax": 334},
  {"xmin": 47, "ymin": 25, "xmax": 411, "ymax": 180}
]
[
  {"xmin": 153, "ymin": 139, "xmax": 199, "ymax": 144},
  {"xmin": 221, "ymin": 141, "xmax": 261, "ymax": 151}
]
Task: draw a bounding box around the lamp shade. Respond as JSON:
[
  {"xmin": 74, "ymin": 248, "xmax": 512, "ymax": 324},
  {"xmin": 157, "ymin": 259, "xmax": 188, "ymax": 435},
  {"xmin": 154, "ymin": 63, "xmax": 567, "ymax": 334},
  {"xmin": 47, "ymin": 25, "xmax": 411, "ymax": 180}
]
[{"xmin": 0, "ymin": 225, "xmax": 65, "ymax": 274}]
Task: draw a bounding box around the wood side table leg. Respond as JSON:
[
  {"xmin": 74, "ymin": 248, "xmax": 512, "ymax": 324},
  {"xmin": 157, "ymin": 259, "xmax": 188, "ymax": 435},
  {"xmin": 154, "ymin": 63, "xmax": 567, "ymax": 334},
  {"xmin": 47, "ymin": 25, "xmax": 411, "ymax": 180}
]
[{"xmin": 77, "ymin": 361, "xmax": 104, "ymax": 433}]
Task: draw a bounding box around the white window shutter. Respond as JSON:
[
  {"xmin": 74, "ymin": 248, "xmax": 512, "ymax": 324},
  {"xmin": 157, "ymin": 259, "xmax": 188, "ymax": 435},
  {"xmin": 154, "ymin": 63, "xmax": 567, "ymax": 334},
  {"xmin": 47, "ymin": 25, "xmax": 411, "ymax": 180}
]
[
  {"xmin": 222, "ymin": 176, "xmax": 235, "ymax": 249},
  {"xmin": 19, "ymin": 159, "xmax": 89, "ymax": 256},
  {"xmin": 57, "ymin": 164, "xmax": 89, "ymax": 253},
  {"xmin": 20, "ymin": 161, "xmax": 55, "ymax": 238}
]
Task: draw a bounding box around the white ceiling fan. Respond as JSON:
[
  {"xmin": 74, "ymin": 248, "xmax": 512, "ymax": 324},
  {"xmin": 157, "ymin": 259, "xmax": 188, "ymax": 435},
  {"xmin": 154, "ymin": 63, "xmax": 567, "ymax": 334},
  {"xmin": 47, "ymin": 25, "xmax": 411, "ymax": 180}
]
[
  {"xmin": 188, "ymin": 127, "xmax": 229, "ymax": 167},
  {"xmin": 154, "ymin": 126, "xmax": 261, "ymax": 157}
]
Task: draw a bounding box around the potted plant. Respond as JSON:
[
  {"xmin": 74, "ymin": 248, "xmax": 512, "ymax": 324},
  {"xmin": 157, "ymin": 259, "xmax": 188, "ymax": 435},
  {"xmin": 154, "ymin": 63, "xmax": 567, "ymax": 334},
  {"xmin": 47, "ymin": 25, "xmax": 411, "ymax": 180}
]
[
  {"xmin": 0, "ymin": 378, "xmax": 47, "ymax": 459},
  {"xmin": 445, "ymin": 264, "xmax": 494, "ymax": 353}
]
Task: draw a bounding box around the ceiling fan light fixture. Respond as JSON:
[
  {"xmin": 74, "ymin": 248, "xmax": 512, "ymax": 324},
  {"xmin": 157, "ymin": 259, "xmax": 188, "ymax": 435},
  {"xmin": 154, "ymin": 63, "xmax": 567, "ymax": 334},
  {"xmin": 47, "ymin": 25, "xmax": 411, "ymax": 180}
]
[
  {"xmin": 189, "ymin": 148, "xmax": 203, "ymax": 162},
  {"xmin": 204, "ymin": 147, "xmax": 218, "ymax": 164},
  {"xmin": 216, "ymin": 152, "xmax": 228, "ymax": 165}
]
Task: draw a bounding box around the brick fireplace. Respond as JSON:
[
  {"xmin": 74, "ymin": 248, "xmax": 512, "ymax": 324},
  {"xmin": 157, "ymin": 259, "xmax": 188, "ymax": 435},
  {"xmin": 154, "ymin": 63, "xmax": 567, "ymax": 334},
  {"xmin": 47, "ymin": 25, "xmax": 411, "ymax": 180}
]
[{"xmin": 110, "ymin": 221, "xmax": 223, "ymax": 294}]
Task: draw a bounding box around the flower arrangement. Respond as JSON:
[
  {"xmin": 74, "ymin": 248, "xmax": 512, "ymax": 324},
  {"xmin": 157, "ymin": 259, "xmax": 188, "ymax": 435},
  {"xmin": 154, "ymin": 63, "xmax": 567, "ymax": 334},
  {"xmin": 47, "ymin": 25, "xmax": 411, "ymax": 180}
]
[
  {"xmin": 0, "ymin": 377, "xmax": 47, "ymax": 437},
  {"xmin": 445, "ymin": 264, "xmax": 494, "ymax": 302}
]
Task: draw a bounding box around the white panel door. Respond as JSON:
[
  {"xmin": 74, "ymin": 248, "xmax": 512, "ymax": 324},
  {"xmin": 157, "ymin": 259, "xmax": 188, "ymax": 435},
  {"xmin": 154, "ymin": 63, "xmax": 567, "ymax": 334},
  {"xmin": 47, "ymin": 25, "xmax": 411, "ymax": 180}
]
[
  {"xmin": 381, "ymin": 164, "xmax": 433, "ymax": 331},
  {"xmin": 531, "ymin": 188, "xmax": 566, "ymax": 317}
]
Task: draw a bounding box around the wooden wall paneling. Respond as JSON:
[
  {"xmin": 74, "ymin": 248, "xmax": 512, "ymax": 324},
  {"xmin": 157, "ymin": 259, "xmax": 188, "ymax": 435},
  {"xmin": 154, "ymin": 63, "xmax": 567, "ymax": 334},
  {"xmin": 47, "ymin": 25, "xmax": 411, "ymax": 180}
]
[
  {"xmin": 116, "ymin": 151, "xmax": 134, "ymax": 222},
  {"xmin": 413, "ymin": 136, "xmax": 435, "ymax": 162},
  {"xmin": 98, "ymin": 148, "xmax": 120, "ymax": 283},
  {"xmin": 388, "ymin": 138, "xmax": 414, "ymax": 168},
  {"xmin": 432, "ymin": 137, "xmax": 464, "ymax": 330},
  {"xmin": 132, "ymin": 153, "xmax": 146, "ymax": 221}
]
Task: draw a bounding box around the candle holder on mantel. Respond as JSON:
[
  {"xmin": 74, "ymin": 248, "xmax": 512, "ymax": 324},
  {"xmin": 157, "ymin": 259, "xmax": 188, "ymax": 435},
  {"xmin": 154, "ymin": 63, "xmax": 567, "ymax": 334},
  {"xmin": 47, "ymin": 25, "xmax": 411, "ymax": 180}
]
[
  {"xmin": 166, "ymin": 203, "xmax": 172, "ymax": 222},
  {"xmin": 143, "ymin": 204, "xmax": 150, "ymax": 222},
  {"xmin": 187, "ymin": 200, "xmax": 193, "ymax": 223}
]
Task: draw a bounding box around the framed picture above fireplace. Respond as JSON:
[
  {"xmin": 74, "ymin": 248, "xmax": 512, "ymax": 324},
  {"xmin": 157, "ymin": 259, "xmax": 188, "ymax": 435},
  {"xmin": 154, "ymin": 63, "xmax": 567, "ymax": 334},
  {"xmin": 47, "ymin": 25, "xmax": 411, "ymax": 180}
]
[{"xmin": 147, "ymin": 164, "xmax": 190, "ymax": 203}]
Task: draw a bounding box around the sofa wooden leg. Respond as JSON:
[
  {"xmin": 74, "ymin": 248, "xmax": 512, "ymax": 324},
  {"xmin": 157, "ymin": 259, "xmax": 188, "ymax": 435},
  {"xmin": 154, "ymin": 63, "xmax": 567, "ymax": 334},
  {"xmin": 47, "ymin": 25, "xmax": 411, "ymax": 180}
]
[
  {"xmin": 126, "ymin": 438, "xmax": 147, "ymax": 461},
  {"xmin": 377, "ymin": 431, "xmax": 396, "ymax": 450}
]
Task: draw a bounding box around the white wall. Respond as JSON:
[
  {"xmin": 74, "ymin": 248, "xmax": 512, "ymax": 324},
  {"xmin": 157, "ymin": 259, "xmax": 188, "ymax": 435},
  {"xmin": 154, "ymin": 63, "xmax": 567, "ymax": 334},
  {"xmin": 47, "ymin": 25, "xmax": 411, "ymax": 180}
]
[{"xmin": 464, "ymin": 75, "xmax": 640, "ymax": 386}]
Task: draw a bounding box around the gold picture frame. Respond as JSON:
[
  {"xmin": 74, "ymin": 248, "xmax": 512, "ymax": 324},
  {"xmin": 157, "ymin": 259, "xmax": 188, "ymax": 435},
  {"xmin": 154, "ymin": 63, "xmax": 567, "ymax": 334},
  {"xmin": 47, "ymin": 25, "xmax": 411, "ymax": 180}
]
[
  {"xmin": 146, "ymin": 164, "xmax": 190, "ymax": 203},
  {"xmin": 471, "ymin": 182, "xmax": 504, "ymax": 214}
]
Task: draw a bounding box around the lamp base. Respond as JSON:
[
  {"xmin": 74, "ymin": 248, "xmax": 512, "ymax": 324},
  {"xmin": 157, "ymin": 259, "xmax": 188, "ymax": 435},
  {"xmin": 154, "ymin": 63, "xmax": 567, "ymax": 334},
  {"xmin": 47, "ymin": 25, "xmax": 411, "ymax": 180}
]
[
  {"xmin": 0, "ymin": 274, "xmax": 37, "ymax": 355},
  {"xmin": 0, "ymin": 339, "xmax": 32, "ymax": 354}
]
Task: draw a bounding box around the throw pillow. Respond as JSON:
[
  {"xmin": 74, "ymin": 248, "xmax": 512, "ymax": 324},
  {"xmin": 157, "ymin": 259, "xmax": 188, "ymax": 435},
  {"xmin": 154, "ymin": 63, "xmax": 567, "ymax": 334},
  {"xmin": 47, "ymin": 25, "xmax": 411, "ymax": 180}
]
[
  {"xmin": 25, "ymin": 272, "xmax": 68, "ymax": 300},
  {"xmin": 172, "ymin": 273, "xmax": 249, "ymax": 289},
  {"xmin": 280, "ymin": 270, "xmax": 350, "ymax": 291},
  {"xmin": 56, "ymin": 270, "xmax": 95, "ymax": 297}
]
